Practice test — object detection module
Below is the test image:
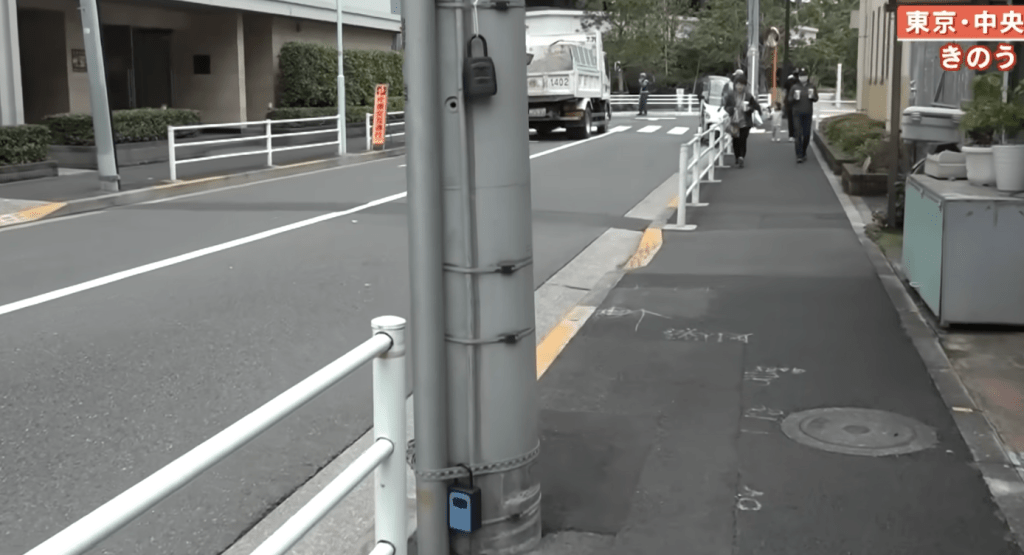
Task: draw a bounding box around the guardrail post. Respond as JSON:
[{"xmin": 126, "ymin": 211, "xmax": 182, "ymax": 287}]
[
  {"xmin": 168, "ymin": 126, "xmax": 177, "ymax": 182},
  {"xmin": 372, "ymin": 316, "xmax": 407, "ymax": 555},
  {"xmin": 366, "ymin": 113, "xmax": 372, "ymax": 152},
  {"xmin": 664, "ymin": 142, "xmax": 696, "ymax": 231},
  {"xmin": 265, "ymin": 120, "xmax": 273, "ymax": 167},
  {"xmin": 338, "ymin": 113, "xmax": 345, "ymax": 156}
]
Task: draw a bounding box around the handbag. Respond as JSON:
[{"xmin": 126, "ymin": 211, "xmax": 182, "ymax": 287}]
[{"xmin": 751, "ymin": 110, "xmax": 764, "ymax": 127}]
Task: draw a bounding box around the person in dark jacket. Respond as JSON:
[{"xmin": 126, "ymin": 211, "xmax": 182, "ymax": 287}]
[
  {"xmin": 788, "ymin": 67, "xmax": 819, "ymax": 163},
  {"xmin": 723, "ymin": 77, "xmax": 762, "ymax": 168},
  {"xmin": 782, "ymin": 71, "xmax": 799, "ymax": 141},
  {"xmin": 638, "ymin": 73, "xmax": 651, "ymax": 116}
]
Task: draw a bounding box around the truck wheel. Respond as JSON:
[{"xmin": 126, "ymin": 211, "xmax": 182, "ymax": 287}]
[
  {"xmin": 568, "ymin": 107, "xmax": 592, "ymax": 140},
  {"xmin": 596, "ymin": 104, "xmax": 611, "ymax": 134}
]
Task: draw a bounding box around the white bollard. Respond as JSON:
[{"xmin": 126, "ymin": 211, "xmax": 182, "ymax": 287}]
[
  {"xmin": 167, "ymin": 126, "xmax": 177, "ymax": 182},
  {"xmin": 266, "ymin": 120, "xmax": 273, "ymax": 167},
  {"xmin": 836, "ymin": 63, "xmax": 842, "ymax": 108},
  {"xmin": 664, "ymin": 142, "xmax": 696, "ymax": 231},
  {"xmin": 366, "ymin": 113, "xmax": 372, "ymax": 151},
  {"xmin": 372, "ymin": 316, "xmax": 408, "ymax": 555}
]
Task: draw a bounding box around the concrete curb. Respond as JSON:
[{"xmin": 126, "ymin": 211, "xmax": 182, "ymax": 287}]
[
  {"xmin": 810, "ymin": 140, "xmax": 1024, "ymax": 550},
  {"xmin": 3, "ymin": 148, "xmax": 406, "ymax": 229}
]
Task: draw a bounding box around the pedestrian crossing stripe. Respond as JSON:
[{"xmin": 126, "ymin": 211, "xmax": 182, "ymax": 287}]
[
  {"xmin": 637, "ymin": 125, "xmax": 661, "ymax": 133},
  {"xmin": 667, "ymin": 127, "xmax": 690, "ymax": 135}
]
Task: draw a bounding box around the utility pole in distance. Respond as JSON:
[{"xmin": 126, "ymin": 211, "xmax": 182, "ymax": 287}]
[
  {"xmin": 78, "ymin": 0, "xmax": 120, "ymax": 191},
  {"xmin": 432, "ymin": 0, "xmax": 542, "ymax": 552}
]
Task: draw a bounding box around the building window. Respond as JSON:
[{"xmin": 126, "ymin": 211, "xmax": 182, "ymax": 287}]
[{"xmin": 193, "ymin": 55, "xmax": 211, "ymax": 75}]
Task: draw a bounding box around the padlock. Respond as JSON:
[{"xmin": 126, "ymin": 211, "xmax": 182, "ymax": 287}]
[{"xmin": 464, "ymin": 35, "xmax": 497, "ymax": 99}]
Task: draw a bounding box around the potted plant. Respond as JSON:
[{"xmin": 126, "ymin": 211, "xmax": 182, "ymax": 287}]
[
  {"xmin": 959, "ymin": 73, "xmax": 1001, "ymax": 187},
  {"xmin": 990, "ymin": 79, "xmax": 1024, "ymax": 192}
]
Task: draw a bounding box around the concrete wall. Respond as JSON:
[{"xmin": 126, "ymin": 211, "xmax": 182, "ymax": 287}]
[
  {"xmin": 13, "ymin": 0, "xmax": 397, "ymax": 125},
  {"xmin": 17, "ymin": 8, "xmax": 68, "ymax": 123},
  {"xmin": 854, "ymin": 0, "xmax": 910, "ymax": 127}
]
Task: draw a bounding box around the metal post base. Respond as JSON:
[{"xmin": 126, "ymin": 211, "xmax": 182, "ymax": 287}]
[
  {"xmin": 663, "ymin": 223, "xmax": 697, "ymax": 231},
  {"xmin": 688, "ymin": 202, "xmax": 710, "ymax": 207}
]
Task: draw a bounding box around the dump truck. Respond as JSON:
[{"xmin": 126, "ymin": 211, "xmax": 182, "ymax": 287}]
[{"xmin": 526, "ymin": 30, "xmax": 612, "ymax": 140}]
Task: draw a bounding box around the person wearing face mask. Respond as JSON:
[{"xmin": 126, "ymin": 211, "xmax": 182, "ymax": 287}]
[
  {"xmin": 788, "ymin": 68, "xmax": 818, "ymax": 163},
  {"xmin": 723, "ymin": 77, "xmax": 762, "ymax": 168},
  {"xmin": 638, "ymin": 72, "xmax": 651, "ymax": 116}
]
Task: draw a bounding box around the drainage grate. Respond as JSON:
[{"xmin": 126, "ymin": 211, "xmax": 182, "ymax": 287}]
[{"xmin": 780, "ymin": 407, "xmax": 938, "ymax": 457}]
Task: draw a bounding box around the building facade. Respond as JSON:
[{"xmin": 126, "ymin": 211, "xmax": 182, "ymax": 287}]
[{"xmin": 0, "ymin": 0, "xmax": 400, "ymax": 126}]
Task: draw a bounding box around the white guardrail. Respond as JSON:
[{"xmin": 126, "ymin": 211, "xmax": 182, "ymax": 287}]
[
  {"xmin": 664, "ymin": 105, "xmax": 732, "ymax": 232},
  {"xmin": 365, "ymin": 111, "xmax": 406, "ymax": 151},
  {"xmin": 610, "ymin": 93, "xmax": 856, "ymax": 113},
  {"xmin": 167, "ymin": 112, "xmax": 406, "ymax": 182},
  {"xmin": 24, "ymin": 316, "xmax": 409, "ymax": 555}
]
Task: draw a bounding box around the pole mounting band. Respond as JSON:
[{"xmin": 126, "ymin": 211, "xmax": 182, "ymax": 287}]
[
  {"xmin": 436, "ymin": 0, "xmax": 524, "ymax": 8},
  {"xmin": 446, "ymin": 327, "xmax": 534, "ymax": 345},
  {"xmin": 443, "ymin": 257, "xmax": 532, "ymax": 275},
  {"xmin": 406, "ymin": 439, "xmax": 541, "ymax": 481}
]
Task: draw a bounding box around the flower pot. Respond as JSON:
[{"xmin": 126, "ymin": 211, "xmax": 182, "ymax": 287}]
[
  {"xmin": 991, "ymin": 144, "xmax": 1024, "ymax": 192},
  {"xmin": 961, "ymin": 145, "xmax": 996, "ymax": 187}
]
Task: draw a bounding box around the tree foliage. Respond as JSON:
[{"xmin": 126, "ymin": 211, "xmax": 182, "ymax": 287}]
[{"xmin": 581, "ymin": 0, "xmax": 691, "ymax": 86}]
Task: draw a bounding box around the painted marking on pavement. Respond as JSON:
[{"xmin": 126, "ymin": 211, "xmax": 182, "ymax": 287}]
[
  {"xmin": 744, "ymin": 366, "xmax": 807, "ymax": 385},
  {"xmin": 624, "ymin": 227, "xmax": 662, "ymax": 269},
  {"xmin": 0, "ymin": 202, "xmax": 66, "ymax": 228},
  {"xmin": 663, "ymin": 328, "xmax": 752, "ymax": 343},
  {"xmin": 0, "ymin": 138, "xmax": 616, "ymax": 317},
  {"xmin": 637, "ymin": 125, "xmax": 661, "ymax": 133},
  {"xmin": 667, "ymin": 127, "xmax": 690, "ymax": 135},
  {"xmin": 737, "ymin": 486, "xmax": 764, "ymax": 511},
  {"xmin": 536, "ymin": 305, "xmax": 597, "ymax": 379},
  {"xmin": 610, "ymin": 125, "xmax": 632, "ymax": 133}
]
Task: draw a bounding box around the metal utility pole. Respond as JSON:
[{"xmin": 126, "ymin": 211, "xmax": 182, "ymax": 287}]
[
  {"xmin": 783, "ymin": 0, "xmax": 791, "ymax": 71},
  {"xmin": 434, "ymin": 0, "xmax": 542, "ymax": 552},
  {"xmin": 747, "ymin": 0, "xmax": 760, "ymax": 93},
  {"xmin": 403, "ymin": 0, "xmax": 450, "ymax": 551},
  {"xmin": 885, "ymin": 1, "xmax": 901, "ymax": 229},
  {"xmin": 78, "ymin": 0, "xmax": 120, "ymax": 191},
  {"xmin": 336, "ymin": 0, "xmax": 348, "ymax": 155}
]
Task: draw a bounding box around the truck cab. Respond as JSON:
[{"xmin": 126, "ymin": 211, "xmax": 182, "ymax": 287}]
[{"xmin": 526, "ymin": 31, "xmax": 612, "ymax": 140}]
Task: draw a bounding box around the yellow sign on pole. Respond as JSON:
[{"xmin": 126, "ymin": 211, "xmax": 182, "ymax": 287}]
[{"xmin": 372, "ymin": 84, "xmax": 389, "ymax": 149}]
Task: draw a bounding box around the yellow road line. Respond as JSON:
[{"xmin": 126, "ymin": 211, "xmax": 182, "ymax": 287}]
[
  {"xmin": 535, "ymin": 212, "xmax": 668, "ymax": 379},
  {"xmin": 0, "ymin": 202, "xmax": 66, "ymax": 227}
]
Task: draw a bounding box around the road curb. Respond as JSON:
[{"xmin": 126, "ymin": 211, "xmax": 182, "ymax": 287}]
[
  {"xmin": 810, "ymin": 140, "xmax": 1024, "ymax": 550},
  {"xmin": 2, "ymin": 148, "xmax": 406, "ymax": 229}
]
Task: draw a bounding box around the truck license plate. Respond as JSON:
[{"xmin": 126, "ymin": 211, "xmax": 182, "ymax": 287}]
[
  {"xmin": 547, "ymin": 76, "xmax": 570, "ymax": 88},
  {"xmin": 529, "ymin": 108, "xmax": 547, "ymax": 117}
]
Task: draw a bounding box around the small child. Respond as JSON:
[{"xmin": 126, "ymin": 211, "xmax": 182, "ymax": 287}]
[{"xmin": 771, "ymin": 102, "xmax": 784, "ymax": 142}]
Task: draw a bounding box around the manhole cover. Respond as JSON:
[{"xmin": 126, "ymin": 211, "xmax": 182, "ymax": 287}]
[{"xmin": 780, "ymin": 408, "xmax": 938, "ymax": 457}]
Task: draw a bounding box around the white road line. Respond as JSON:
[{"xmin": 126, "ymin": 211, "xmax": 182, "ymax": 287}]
[
  {"xmin": 667, "ymin": 126, "xmax": 690, "ymax": 135},
  {"xmin": 637, "ymin": 125, "xmax": 661, "ymax": 133},
  {"xmin": 0, "ymin": 136, "xmax": 623, "ymax": 317},
  {"xmin": 611, "ymin": 125, "xmax": 632, "ymax": 133}
]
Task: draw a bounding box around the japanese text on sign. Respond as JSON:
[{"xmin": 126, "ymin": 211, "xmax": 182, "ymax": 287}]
[
  {"xmin": 938, "ymin": 43, "xmax": 1017, "ymax": 71},
  {"xmin": 898, "ymin": 5, "xmax": 1024, "ymax": 41},
  {"xmin": 371, "ymin": 84, "xmax": 389, "ymax": 148}
]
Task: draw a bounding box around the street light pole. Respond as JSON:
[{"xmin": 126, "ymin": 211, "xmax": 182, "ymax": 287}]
[
  {"xmin": 336, "ymin": 0, "xmax": 347, "ymax": 155},
  {"xmin": 783, "ymin": 0, "xmax": 791, "ymax": 71},
  {"xmin": 78, "ymin": 0, "xmax": 120, "ymax": 191}
]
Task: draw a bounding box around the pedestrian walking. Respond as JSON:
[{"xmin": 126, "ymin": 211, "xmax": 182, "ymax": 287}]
[
  {"xmin": 782, "ymin": 71, "xmax": 798, "ymax": 141},
  {"xmin": 723, "ymin": 77, "xmax": 762, "ymax": 168},
  {"xmin": 638, "ymin": 72, "xmax": 651, "ymax": 116},
  {"xmin": 770, "ymin": 101, "xmax": 784, "ymax": 141},
  {"xmin": 788, "ymin": 67, "xmax": 819, "ymax": 163}
]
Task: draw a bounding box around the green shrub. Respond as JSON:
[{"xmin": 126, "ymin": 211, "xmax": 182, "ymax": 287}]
[
  {"xmin": 278, "ymin": 42, "xmax": 405, "ymax": 111},
  {"xmin": 0, "ymin": 124, "xmax": 51, "ymax": 166},
  {"xmin": 822, "ymin": 113, "xmax": 885, "ymax": 154},
  {"xmin": 44, "ymin": 108, "xmax": 201, "ymax": 146}
]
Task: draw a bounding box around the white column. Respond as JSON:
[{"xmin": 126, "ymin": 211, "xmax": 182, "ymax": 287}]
[{"xmin": 0, "ymin": 0, "xmax": 25, "ymax": 125}]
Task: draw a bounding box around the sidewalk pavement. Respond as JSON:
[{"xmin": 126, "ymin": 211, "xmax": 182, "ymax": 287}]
[
  {"xmin": 529, "ymin": 130, "xmax": 1024, "ymax": 554},
  {"xmin": 0, "ymin": 135, "xmax": 404, "ymax": 229}
]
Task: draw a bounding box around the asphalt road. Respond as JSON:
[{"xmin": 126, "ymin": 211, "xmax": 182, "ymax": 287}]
[{"xmin": 0, "ymin": 116, "xmax": 693, "ymax": 555}]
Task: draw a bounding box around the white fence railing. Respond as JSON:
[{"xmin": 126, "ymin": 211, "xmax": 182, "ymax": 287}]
[
  {"xmin": 664, "ymin": 107, "xmax": 732, "ymax": 232},
  {"xmin": 24, "ymin": 316, "xmax": 409, "ymax": 555},
  {"xmin": 365, "ymin": 111, "xmax": 406, "ymax": 151},
  {"xmin": 168, "ymin": 116, "xmax": 351, "ymax": 182},
  {"xmin": 609, "ymin": 93, "xmax": 856, "ymax": 114}
]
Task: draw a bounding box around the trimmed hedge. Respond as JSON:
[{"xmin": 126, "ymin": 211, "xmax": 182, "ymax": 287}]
[
  {"xmin": 44, "ymin": 108, "xmax": 201, "ymax": 146},
  {"xmin": 0, "ymin": 124, "xmax": 51, "ymax": 166},
  {"xmin": 268, "ymin": 97, "xmax": 406, "ymax": 125},
  {"xmin": 822, "ymin": 113, "xmax": 886, "ymax": 156},
  {"xmin": 278, "ymin": 42, "xmax": 404, "ymax": 115}
]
